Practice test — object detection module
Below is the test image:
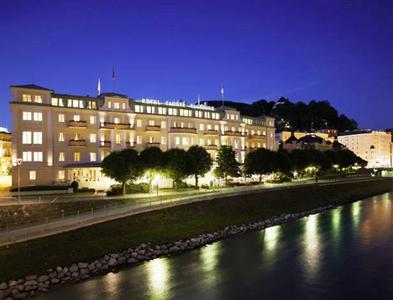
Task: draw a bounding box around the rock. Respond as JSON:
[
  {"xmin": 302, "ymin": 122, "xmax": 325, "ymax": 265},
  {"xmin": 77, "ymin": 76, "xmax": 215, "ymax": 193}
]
[
  {"xmin": 78, "ymin": 262, "xmax": 89, "ymax": 269},
  {"xmin": 88, "ymin": 263, "xmax": 96, "ymax": 271},
  {"xmin": 117, "ymin": 257, "xmax": 126, "ymax": 265},
  {"xmin": 24, "ymin": 280, "xmax": 37, "ymax": 286},
  {"xmin": 38, "ymin": 275, "xmax": 49, "ymax": 283},
  {"xmin": 108, "ymin": 258, "xmax": 117, "ymax": 267},
  {"xmin": 13, "ymin": 292, "xmax": 29, "ymax": 299},
  {"xmin": 0, "ymin": 289, "xmax": 11, "ymax": 299},
  {"xmin": 69, "ymin": 264, "xmax": 78, "ymax": 273},
  {"xmin": 56, "ymin": 266, "xmax": 62, "ymax": 273},
  {"xmin": 25, "ymin": 275, "xmax": 37, "ymax": 281},
  {"xmin": 80, "ymin": 268, "xmax": 89, "ymax": 275},
  {"xmin": 127, "ymin": 258, "xmax": 136, "ymax": 264},
  {"xmin": 51, "ymin": 278, "xmax": 60, "ymax": 284},
  {"xmin": 8, "ymin": 281, "xmax": 17, "ymax": 288},
  {"xmin": 0, "ymin": 282, "xmax": 7, "ymax": 290}
]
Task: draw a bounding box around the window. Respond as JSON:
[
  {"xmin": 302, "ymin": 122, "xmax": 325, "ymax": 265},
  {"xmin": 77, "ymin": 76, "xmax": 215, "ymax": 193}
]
[
  {"xmin": 89, "ymin": 116, "xmax": 96, "ymax": 125},
  {"xmin": 33, "ymin": 132, "xmax": 42, "ymax": 144},
  {"xmin": 122, "ymin": 103, "xmax": 126, "ymax": 110},
  {"xmin": 22, "ymin": 94, "xmax": 31, "ymax": 102},
  {"xmin": 33, "ymin": 152, "xmax": 43, "ymax": 162},
  {"xmin": 199, "ymin": 139, "xmax": 204, "ymax": 146},
  {"xmin": 33, "ymin": 112, "xmax": 42, "ymax": 121},
  {"xmin": 149, "ymin": 136, "xmax": 154, "ymax": 143},
  {"xmin": 161, "ymin": 137, "xmax": 167, "ymax": 145},
  {"xmin": 136, "ymin": 136, "xmax": 142, "ymax": 144},
  {"xmin": 114, "ymin": 117, "xmax": 120, "ymax": 124},
  {"xmin": 58, "ymin": 114, "xmax": 65, "ymax": 122},
  {"xmin": 51, "ymin": 98, "xmax": 58, "ymax": 106},
  {"xmin": 199, "ymin": 124, "xmax": 204, "ymax": 131},
  {"xmin": 58, "ymin": 170, "xmax": 65, "ymax": 180},
  {"xmin": 22, "ymin": 131, "xmax": 32, "ymax": 144},
  {"xmin": 90, "ymin": 133, "xmax": 96, "ymax": 143},
  {"xmin": 148, "ymin": 120, "xmax": 155, "ymax": 126},
  {"xmin": 161, "ymin": 121, "xmax": 166, "ymax": 128},
  {"xmin": 34, "ymin": 95, "xmax": 42, "ymax": 103},
  {"xmin": 182, "ymin": 137, "xmax": 189, "ymax": 145},
  {"xmin": 147, "ymin": 106, "xmax": 152, "ymax": 113},
  {"xmin": 59, "ymin": 152, "xmax": 65, "ymax": 162},
  {"xmin": 90, "ymin": 152, "xmax": 96, "ymax": 162},
  {"xmin": 108, "ymin": 101, "xmax": 112, "ymax": 109},
  {"xmin": 136, "ymin": 120, "xmax": 142, "ymax": 127},
  {"xmin": 73, "ymin": 152, "xmax": 80, "ymax": 162},
  {"xmin": 22, "ymin": 151, "xmax": 32, "ymax": 162},
  {"xmin": 58, "ymin": 132, "xmax": 64, "ymax": 142},
  {"xmin": 114, "ymin": 102, "xmax": 120, "ymax": 109},
  {"xmin": 175, "ymin": 137, "xmax": 180, "ymax": 145},
  {"xmin": 73, "ymin": 115, "xmax": 80, "ymax": 121},
  {"xmin": 22, "ymin": 112, "xmax": 32, "ymax": 121},
  {"xmin": 73, "ymin": 100, "xmax": 79, "ymax": 108},
  {"xmin": 29, "ymin": 171, "xmax": 36, "ymax": 180},
  {"xmin": 115, "ymin": 133, "xmax": 121, "ymax": 144}
]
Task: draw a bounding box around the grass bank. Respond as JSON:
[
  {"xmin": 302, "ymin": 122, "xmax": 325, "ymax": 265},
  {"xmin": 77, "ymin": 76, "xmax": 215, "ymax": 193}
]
[{"xmin": 0, "ymin": 178, "xmax": 392, "ymax": 281}]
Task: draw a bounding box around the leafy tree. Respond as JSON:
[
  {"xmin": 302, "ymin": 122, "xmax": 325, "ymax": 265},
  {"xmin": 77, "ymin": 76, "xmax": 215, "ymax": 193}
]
[
  {"xmin": 289, "ymin": 149, "xmax": 310, "ymax": 173},
  {"xmin": 274, "ymin": 150, "xmax": 292, "ymax": 174},
  {"xmin": 101, "ymin": 149, "xmax": 143, "ymax": 194},
  {"xmin": 215, "ymin": 146, "xmax": 240, "ymax": 185},
  {"xmin": 164, "ymin": 148, "xmax": 190, "ymax": 189},
  {"xmin": 140, "ymin": 147, "xmax": 164, "ymax": 171},
  {"xmin": 187, "ymin": 145, "xmax": 213, "ymax": 188},
  {"xmin": 244, "ymin": 148, "xmax": 276, "ymax": 181}
]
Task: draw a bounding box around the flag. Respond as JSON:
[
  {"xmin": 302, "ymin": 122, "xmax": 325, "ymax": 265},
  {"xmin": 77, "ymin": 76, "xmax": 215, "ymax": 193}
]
[
  {"xmin": 112, "ymin": 65, "xmax": 115, "ymax": 81},
  {"xmin": 97, "ymin": 78, "xmax": 101, "ymax": 95},
  {"xmin": 221, "ymin": 87, "xmax": 224, "ymax": 96}
]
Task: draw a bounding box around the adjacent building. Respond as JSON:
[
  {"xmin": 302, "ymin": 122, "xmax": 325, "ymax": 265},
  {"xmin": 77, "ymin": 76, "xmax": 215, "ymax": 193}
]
[
  {"xmin": 0, "ymin": 128, "xmax": 12, "ymax": 175},
  {"xmin": 338, "ymin": 130, "xmax": 393, "ymax": 168},
  {"xmin": 10, "ymin": 84, "xmax": 275, "ymax": 189}
]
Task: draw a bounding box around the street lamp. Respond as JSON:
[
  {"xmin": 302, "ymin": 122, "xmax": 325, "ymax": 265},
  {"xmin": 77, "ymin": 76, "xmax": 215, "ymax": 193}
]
[{"xmin": 16, "ymin": 158, "xmax": 23, "ymax": 202}]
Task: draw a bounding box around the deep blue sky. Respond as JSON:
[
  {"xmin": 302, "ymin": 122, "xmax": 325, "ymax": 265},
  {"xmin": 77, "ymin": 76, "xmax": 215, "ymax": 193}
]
[{"xmin": 1, "ymin": 0, "xmax": 392, "ymax": 130}]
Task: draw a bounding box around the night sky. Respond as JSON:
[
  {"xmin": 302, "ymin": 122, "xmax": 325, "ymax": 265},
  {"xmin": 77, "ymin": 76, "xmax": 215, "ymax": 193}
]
[{"xmin": 1, "ymin": 0, "xmax": 392, "ymax": 130}]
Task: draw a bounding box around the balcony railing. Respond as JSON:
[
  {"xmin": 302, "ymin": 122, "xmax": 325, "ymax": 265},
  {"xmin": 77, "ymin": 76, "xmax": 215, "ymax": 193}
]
[
  {"xmin": 205, "ymin": 144, "xmax": 218, "ymax": 150},
  {"xmin": 170, "ymin": 127, "xmax": 197, "ymax": 134},
  {"xmin": 145, "ymin": 125, "xmax": 161, "ymax": 131},
  {"xmin": 248, "ymin": 134, "xmax": 264, "ymax": 139},
  {"xmin": 99, "ymin": 141, "xmax": 111, "ymax": 148},
  {"xmin": 146, "ymin": 142, "xmax": 161, "ymax": 148},
  {"xmin": 100, "ymin": 122, "xmax": 134, "ymax": 130},
  {"xmin": 68, "ymin": 120, "xmax": 87, "ymax": 128},
  {"xmin": 223, "ymin": 131, "xmax": 243, "ymax": 137},
  {"xmin": 68, "ymin": 139, "xmax": 87, "ymax": 147},
  {"xmin": 204, "ymin": 129, "xmax": 219, "ymax": 135}
]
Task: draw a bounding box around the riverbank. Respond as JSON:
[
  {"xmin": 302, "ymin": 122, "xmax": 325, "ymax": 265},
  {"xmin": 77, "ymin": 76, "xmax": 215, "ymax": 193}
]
[{"xmin": 0, "ymin": 178, "xmax": 392, "ymax": 299}]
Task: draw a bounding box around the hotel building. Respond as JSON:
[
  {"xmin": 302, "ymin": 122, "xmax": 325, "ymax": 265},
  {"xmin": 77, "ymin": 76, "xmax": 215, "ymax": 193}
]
[
  {"xmin": 338, "ymin": 130, "xmax": 393, "ymax": 168},
  {"xmin": 10, "ymin": 84, "xmax": 275, "ymax": 189}
]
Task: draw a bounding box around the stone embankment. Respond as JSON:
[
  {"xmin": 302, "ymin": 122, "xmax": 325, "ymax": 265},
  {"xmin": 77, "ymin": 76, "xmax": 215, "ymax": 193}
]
[{"xmin": 0, "ymin": 204, "xmax": 335, "ymax": 300}]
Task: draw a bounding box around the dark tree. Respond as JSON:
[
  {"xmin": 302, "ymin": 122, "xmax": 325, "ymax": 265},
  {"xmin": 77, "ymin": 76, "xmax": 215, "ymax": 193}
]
[
  {"xmin": 101, "ymin": 149, "xmax": 143, "ymax": 194},
  {"xmin": 274, "ymin": 150, "xmax": 292, "ymax": 174},
  {"xmin": 244, "ymin": 148, "xmax": 276, "ymax": 181},
  {"xmin": 215, "ymin": 146, "xmax": 240, "ymax": 185},
  {"xmin": 164, "ymin": 148, "xmax": 190, "ymax": 189},
  {"xmin": 187, "ymin": 145, "xmax": 213, "ymax": 188},
  {"xmin": 140, "ymin": 147, "xmax": 164, "ymax": 172}
]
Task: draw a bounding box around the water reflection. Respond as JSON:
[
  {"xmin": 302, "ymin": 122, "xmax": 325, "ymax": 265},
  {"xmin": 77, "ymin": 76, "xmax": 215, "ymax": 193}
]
[
  {"xmin": 352, "ymin": 201, "xmax": 361, "ymax": 229},
  {"xmin": 263, "ymin": 225, "xmax": 281, "ymax": 253},
  {"xmin": 200, "ymin": 242, "xmax": 221, "ymax": 287},
  {"xmin": 303, "ymin": 214, "xmax": 320, "ymax": 279},
  {"xmin": 146, "ymin": 257, "xmax": 170, "ymax": 300}
]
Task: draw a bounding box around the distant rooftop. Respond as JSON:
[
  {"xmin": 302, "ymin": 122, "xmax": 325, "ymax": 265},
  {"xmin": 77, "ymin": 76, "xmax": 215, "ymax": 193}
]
[{"xmin": 10, "ymin": 84, "xmax": 54, "ymax": 92}]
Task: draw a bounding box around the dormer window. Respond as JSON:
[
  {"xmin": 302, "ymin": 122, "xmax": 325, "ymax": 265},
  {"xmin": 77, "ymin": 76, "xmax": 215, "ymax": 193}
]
[
  {"xmin": 22, "ymin": 94, "xmax": 32, "ymax": 102},
  {"xmin": 114, "ymin": 102, "xmax": 120, "ymax": 109},
  {"xmin": 34, "ymin": 95, "xmax": 42, "ymax": 103}
]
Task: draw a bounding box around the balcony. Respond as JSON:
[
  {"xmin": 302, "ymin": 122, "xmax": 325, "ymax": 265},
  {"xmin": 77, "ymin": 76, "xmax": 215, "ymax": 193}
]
[
  {"xmin": 223, "ymin": 130, "xmax": 243, "ymax": 137},
  {"xmin": 204, "ymin": 129, "xmax": 219, "ymax": 136},
  {"xmin": 99, "ymin": 141, "xmax": 111, "ymax": 148},
  {"xmin": 248, "ymin": 134, "xmax": 264, "ymax": 139},
  {"xmin": 170, "ymin": 127, "xmax": 197, "ymax": 134},
  {"xmin": 205, "ymin": 144, "xmax": 218, "ymax": 150},
  {"xmin": 146, "ymin": 142, "xmax": 161, "ymax": 148},
  {"xmin": 68, "ymin": 139, "xmax": 87, "ymax": 147},
  {"xmin": 145, "ymin": 125, "xmax": 161, "ymax": 132},
  {"xmin": 68, "ymin": 120, "xmax": 87, "ymax": 128},
  {"xmin": 100, "ymin": 122, "xmax": 134, "ymax": 130}
]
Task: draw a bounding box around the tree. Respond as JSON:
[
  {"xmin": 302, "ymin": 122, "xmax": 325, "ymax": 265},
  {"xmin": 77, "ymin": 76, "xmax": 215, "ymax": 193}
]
[
  {"xmin": 164, "ymin": 148, "xmax": 190, "ymax": 189},
  {"xmin": 215, "ymin": 146, "xmax": 240, "ymax": 185},
  {"xmin": 187, "ymin": 145, "xmax": 213, "ymax": 188},
  {"xmin": 140, "ymin": 147, "xmax": 165, "ymax": 184},
  {"xmin": 244, "ymin": 148, "xmax": 276, "ymax": 182},
  {"xmin": 274, "ymin": 150, "xmax": 292, "ymax": 174},
  {"xmin": 101, "ymin": 149, "xmax": 143, "ymax": 195}
]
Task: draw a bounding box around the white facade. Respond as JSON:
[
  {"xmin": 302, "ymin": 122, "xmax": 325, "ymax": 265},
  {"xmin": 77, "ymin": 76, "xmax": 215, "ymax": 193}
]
[{"xmin": 338, "ymin": 131, "xmax": 393, "ymax": 168}]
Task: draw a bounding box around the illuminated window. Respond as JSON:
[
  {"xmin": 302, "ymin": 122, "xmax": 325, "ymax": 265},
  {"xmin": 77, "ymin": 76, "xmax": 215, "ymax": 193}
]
[
  {"xmin": 115, "ymin": 133, "xmax": 121, "ymax": 144},
  {"xmin": 199, "ymin": 139, "xmax": 204, "ymax": 146},
  {"xmin": 58, "ymin": 114, "xmax": 65, "ymax": 122},
  {"xmin": 73, "ymin": 115, "xmax": 80, "ymax": 121},
  {"xmin": 72, "ymin": 100, "xmax": 79, "ymax": 108},
  {"xmin": 148, "ymin": 120, "xmax": 155, "ymax": 126},
  {"xmin": 108, "ymin": 101, "xmax": 112, "ymax": 109},
  {"xmin": 22, "ymin": 94, "xmax": 31, "ymax": 102},
  {"xmin": 90, "ymin": 116, "xmax": 96, "ymax": 125},
  {"xmin": 199, "ymin": 124, "xmax": 204, "ymax": 131},
  {"xmin": 73, "ymin": 152, "xmax": 80, "ymax": 162},
  {"xmin": 33, "ymin": 152, "xmax": 43, "ymax": 162},
  {"xmin": 161, "ymin": 137, "xmax": 166, "ymax": 145},
  {"xmin": 59, "ymin": 152, "xmax": 65, "ymax": 162},
  {"xmin": 90, "ymin": 152, "xmax": 96, "ymax": 162},
  {"xmin": 34, "ymin": 95, "xmax": 42, "ymax": 103},
  {"xmin": 114, "ymin": 102, "xmax": 120, "ymax": 109},
  {"xmin": 58, "ymin": 170, "xmax": 65, "ymax": 180},
  {"xmin": 22, "ymin": 112, "xmax": 32, "ymax": 120},
  {"xmin": 182, "ymin": 137, "xmax": 189, "ymax": 145},
  {"xmin": 33, "ymin": 132, "xmax": 42, "ymax": 144},
  {"xmin": 161, "ymin": 121, "xmax": 166, "ymax": 128},
  {"xmin": 29, "ymin": 170, "xmax": 36, "ymax": 180},
  {"xmin": 51, "ymin": 98, "xmax": 58, "ymax": 106},
  {"xmin": 147, "ymin": 106, "xmax": 152, "ymax": 113},
  {"xmin": 136, "ymin": 136, "xmax": 142, "ymax": 144},
  {"xmin": 33, "ymin": 112, "xmax": 42, "ymax": 121},
  {"xmin": 58, "ymin": 132, "xmax": 64, "ymax": 142},
  {"xmin": 122, "ymin": 103, "xmax": 126, "ymax": 110},
  {"xmin": 114, "ymin": 117, "xmax": 120, "ymax": 124},
  {"xmin": 175, "ymin": 137, "xmax": 180, "ymax": 145},
  {"xmin": 136, "ymin": 120, "xmax": 142, "ymax": 127},
  {"xmin": 22, "ymin": 151, "xmax": 32, "ymax": 162},
  {"xmin": 22, "ymin": 131, "xmax": 32, "ymax": 144},
  {"xmin": 90, "ymin": 133, "xmax": 96, "ymax": 143}
]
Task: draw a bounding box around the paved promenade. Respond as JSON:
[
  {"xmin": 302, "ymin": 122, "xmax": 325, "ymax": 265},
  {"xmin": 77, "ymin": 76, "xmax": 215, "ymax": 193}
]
[{"xmin": 0, "ymin": 176, "xmax": 380, "ymax": 246}]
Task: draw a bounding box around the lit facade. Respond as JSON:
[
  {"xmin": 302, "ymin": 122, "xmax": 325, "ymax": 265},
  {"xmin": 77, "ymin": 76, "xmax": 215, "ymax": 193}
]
[
  {"xmin": 338, "ymin": 131, "xmax": 393, "ymax": 168},
  {"xmin": 0, "ymin": 130, "xmax": 12, "ymax": 175},
  {"xmin": 10, "ymin": 85, "xmax": 275, "ymax": 189}
]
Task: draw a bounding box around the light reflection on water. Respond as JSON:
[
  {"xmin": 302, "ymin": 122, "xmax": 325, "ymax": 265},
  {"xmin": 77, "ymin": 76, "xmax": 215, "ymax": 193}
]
[{"xmin": 37, "ymin": 191, "xmax": 393, "ymax": 300}]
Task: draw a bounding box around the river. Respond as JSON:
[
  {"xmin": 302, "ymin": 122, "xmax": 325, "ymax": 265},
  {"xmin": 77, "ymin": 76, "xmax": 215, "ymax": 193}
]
[{"xmin": 38, "ymin": 192, "xmax": 393, "ymax": 299}]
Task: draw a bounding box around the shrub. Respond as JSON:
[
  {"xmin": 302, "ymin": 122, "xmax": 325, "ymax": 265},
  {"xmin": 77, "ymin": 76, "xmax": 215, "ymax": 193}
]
[
  {"xmin": 70, "ymin": 181, "xmax": 79, "ymax": 193},
  {"xmin": 106, "ymin": 183, "xmax": 151, "ymax": 196}
]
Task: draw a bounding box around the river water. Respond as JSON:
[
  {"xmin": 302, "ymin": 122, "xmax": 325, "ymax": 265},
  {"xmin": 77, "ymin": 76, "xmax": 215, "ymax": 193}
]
[{"xmin": 38, "ymin": 192, "xmax": 393, "ymax": 299}]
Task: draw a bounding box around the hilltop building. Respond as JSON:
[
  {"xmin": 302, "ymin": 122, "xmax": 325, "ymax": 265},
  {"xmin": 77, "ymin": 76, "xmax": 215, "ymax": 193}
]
[{"xmin": 9, "ymin": 84, "xmax": 275, "ymax": 189}]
